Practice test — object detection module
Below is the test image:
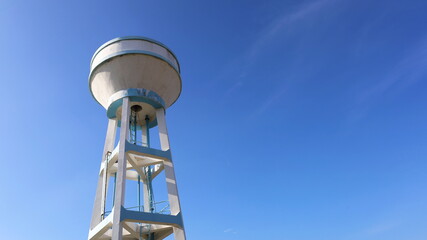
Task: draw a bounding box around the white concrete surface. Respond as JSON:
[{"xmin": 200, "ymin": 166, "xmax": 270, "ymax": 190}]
[
  {"xmin": 91, "ymin": 119, "xmax": 117, "ymax": 229},
  {"xmin": 112, "ymin": 97, "xmax": 131, "ymax": 240},
  {"xmin": 89, "ymin": 38, "xmax": 182, "ymax": 110}
]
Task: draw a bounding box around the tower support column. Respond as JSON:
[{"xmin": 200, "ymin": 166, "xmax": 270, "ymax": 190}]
[
  {"xmin": 112, "ymin": 97, "xmax": 131, "ymax": 240},
  {"xmin": 91, "ymin": 118, "xmax": 117, "ymax": 229},
  {"xmin": 156, "ymin": 108, "xmax": 186, "ymax": 240}
]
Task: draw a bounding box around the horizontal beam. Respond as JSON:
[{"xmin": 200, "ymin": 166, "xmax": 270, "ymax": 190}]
[
  {"xmin": 121, "ymin": 209, "xmax": 183, "ymax": 229},
  {"xmin": 88, "ymin": 210, "xmax": 114, "ymax": 240},
  {"xmin": 125, "ymin": 141, "xmax": 171, "ymax": 161}
]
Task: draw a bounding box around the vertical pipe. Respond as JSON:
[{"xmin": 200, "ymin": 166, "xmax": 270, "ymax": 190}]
[
  {"xmin": 145, "ymin": 115, "xmax": 150, "ymax": 147},
  {"xmin": 130, "ymin": 109, "xmax": 138, "ymax": 145},
  {"xmin": 138, "ymin": 175, "xmax": 141, "ymax": 211},
  {"xmin": 139, "ymin": 225, "xmax": 143, "ymax": 240},
  {"xmin": 112, "ymin": 172, "xmax": 117, "ymax": 206},
  {"xmin": 141, "ymin": 125, "xmax": 148, "ymax": 147},
  {"xmin": 131, "ymin": 108, "xmax": 142, "ymax": 214},
  {"xmin": 102, "ymin": 152, "xmax": 110, "ymax": 219},
  {"xmin": 145, "ymin": 115, "xmax": 154, "ymax": 213},
  {"xmin": 144, "ymin": 115, "xmax": 155, "ymax": 240}
]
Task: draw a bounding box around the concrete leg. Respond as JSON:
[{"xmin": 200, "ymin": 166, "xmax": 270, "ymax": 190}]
[
  {"xmin": 112, "ymin": 97, "xmax": 131, "ymax": 240},
  {"xmin": 90, "ymin": 118, "xmax": 117, "ymax": 229},
  {"xmin": 164, "ymin": 161, "xmax": 186, "ymax": 240},
  {"xmin": 156, "ymin": 108, "xmax": 186, "ymax": 240},
  {"xmin": 156, "ymin": 108, "xmax": 170, "ymax": 151}
]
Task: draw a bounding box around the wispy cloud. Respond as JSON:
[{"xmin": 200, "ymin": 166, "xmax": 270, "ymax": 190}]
[
  {"xmin": 214, "ymin": 0, "xmax": 338, "ymax": 116},
  {"xmin": 247, "ymin": 0, "xmax": 337, "ymax": 60},
  {"xmin": 358, "ymin": 42, "xmax": 427, "ymax": 103},
  {"xmin": 365, "ymin": 221, "xmax": 402, "ymax": 235},
  {"xmin": 348, "ymin": 37, "xmax": 427, "ymax": 122},
  {"xmin": 250, "ymin": 81, "xmax": 289, "ymax": 119},
  {"xmin": 224, "ymin": 80, "xmax": 243, "ymax": 97},
  {"xmin": 246, "ymin": 0, "xmax": 336, "ymax": 117},
  {"xmin": 224, "ymin": 228, "xmax": 238, "ymax": 234},
  {"xmin": 342, "ymin": 220, "xmax": 403, "ymax": 239}
]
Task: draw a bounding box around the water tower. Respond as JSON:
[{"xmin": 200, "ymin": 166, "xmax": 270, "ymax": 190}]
[{"xmin": 87, "ymin": 36, "xmax": 186, "ymax": 240}]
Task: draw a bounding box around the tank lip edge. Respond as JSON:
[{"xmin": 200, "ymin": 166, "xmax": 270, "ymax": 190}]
[
  {"xmin": 88, "ymin": 52, "xmax": 182, "ymax": 109},
  {"xmin": 91, "ymin": 36, "xmax": 180, "ymax": 72},
  {"xmin": 91, "ymin": 50, "xmax": 180, "ymax": 73}
]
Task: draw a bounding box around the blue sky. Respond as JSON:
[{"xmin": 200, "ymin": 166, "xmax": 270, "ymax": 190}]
[{"xmin": 1, "ymin": 0, "xmax": 427, "ymax": 239}]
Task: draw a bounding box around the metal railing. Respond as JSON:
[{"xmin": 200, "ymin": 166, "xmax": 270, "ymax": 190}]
[{"xmin": 103, "ymin": 201, "xmax": 170, "ymax": 218}]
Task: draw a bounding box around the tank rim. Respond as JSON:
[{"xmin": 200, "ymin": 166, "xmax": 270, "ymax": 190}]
[{"xmin": 90, "ymin": 36, "xmax": 180, "ymax": 72}]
